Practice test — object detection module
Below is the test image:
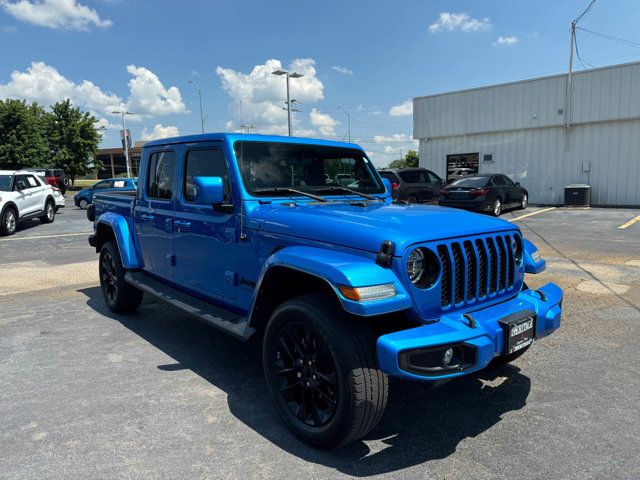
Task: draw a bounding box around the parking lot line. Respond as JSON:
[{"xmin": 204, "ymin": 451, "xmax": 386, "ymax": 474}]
[
  {"xmin": 510, "ymin": 207, "xmax": 557, "ymax": 222},
  {"xmin": 0, "ymin": 232, "xmax": 92, "ymax": 242},
  {"xmin": 618, "ymin": 214, "xmax": 640, "ymax": 230}
]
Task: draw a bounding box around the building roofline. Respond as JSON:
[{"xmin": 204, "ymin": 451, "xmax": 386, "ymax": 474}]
[{"xmin": 413, "ymin": 60, "xmax": 640, "ymax": 102}]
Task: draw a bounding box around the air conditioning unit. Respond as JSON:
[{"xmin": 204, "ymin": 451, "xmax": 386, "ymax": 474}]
[{"xmin": 564, "ymin": 184, "xmax": 591, "ymax": 207}]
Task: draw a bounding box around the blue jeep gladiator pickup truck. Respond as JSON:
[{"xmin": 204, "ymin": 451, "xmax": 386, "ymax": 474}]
[{"xmin": 87, "ymin": 133, "xmax": 562, "ymax": 448}]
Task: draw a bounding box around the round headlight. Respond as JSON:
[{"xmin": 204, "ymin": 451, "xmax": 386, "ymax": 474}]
[
  {"xmin": 407, "ymin": 248, "xmax": 440, "ymax": 288},
  {"xmin": 512, "ymin": 234, "xmax": 523, "ymax": 265},
  {"xmin": 407, "ymin": 249, "xmax": 425, "ymax": 283}
]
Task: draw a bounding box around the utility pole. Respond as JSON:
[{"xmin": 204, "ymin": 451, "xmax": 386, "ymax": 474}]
[
  {"xmin": 112, "ymin": 110, "xmax": 133, "ymax": 177},
  {"xmin": 271, "ymin": 69, "xmax": 304, "ymax": 136},
  {"xmin": 338, "ymin": 107, "xmax": 351, "ymax": 142},
  {"xmin": 188, "ymin": 80, "xmax": 205, "ymax": 133}
]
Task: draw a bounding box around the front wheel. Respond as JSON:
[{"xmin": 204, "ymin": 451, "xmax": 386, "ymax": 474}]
[
  {"xmin": 407, "ymin": 195, "xmax": 418, "ymax": 204},
  {"xmin": 263, "ymin": 294, "xmax": 388, "ymax": 448},
  {"xmin": 1, "ymin": 208, "xmax": 17, "ymax": 236},
  {"xmin": 99, "ymin": 241, "xmax": 144, "ymax": 313},
  {"xmin": 491, "ymin": 198, "xmax": 502, "ymax": 216},
  {"xmin": 78, "ymin": 198, "xmax": 88, "ymax": 210},
  {"xmin": 39, "ymin": 200, "xmax": 55, "ymax": 224}
]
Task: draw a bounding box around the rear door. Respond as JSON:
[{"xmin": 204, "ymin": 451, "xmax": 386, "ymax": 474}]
[
  {"xmin": 135, "ymin": 149, "xmax": 178, "ymax": 279},
  {"xmin": 173, "ymin": 144, "xmax": 238, "ymax": 300},
  {"xmin": 399, "ymin": 169, "xmax": 429, "ymax": 202}
]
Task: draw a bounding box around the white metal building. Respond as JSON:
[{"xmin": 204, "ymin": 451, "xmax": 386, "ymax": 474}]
[{"xmin": 413, "ymin": 61, "xmax": 640, "ymax": 206}]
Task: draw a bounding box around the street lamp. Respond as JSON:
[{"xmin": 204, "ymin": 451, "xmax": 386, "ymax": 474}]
[
  {"xmin": 271, "ymin": 69, "xmax": 304, "ymax": 136},
  {"xmin": 112, "ymin": 110, "xmax": 134, "ymax": 177},
  {"xmin": 188, "ymin": 80, "xmax": 205, "ymax": 133},
  {"xmin": 338, "ymin": 106, "xmax": 351, "ymax": 142}
]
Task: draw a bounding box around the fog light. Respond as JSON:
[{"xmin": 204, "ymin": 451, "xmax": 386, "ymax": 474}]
[{"xmin": 442, "ymin": 348, "xmax": 454, "ymax": 366}]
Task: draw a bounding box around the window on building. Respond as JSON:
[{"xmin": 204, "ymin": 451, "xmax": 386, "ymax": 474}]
[
  {"xmin": 184, "ymin": 148, "xmax": 230, "ymax": 202},
  {"xmin": 147, "ymin": 151, "xmax": 176, "ymax": 199},
  {"xmin": 483, "ymin": 154, "xmax": 494, "ymax": 163}
]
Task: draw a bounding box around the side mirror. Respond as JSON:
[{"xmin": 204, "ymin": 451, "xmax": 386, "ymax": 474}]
[
  {"xmin": 193, "ymin": 176, "xmax": 224, "ymax": 204},
  {"xmin": 515, "ymin": 182, "xmax": 521, "ymax": 186}
]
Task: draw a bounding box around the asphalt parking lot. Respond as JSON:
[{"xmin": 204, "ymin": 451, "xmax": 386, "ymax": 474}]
[{"xmin": 1, "ymin": 199, "xmax": 639, "ymax": 479}]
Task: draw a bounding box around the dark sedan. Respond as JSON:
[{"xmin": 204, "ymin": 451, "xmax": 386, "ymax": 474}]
[{"xmin": 439, "ymin": 173, "xmax": 528, "ymax": 216}]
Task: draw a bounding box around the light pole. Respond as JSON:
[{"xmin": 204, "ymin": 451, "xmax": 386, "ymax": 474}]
[
  {"xmin": 188, "ymin": 80, "xmax": 205, "ymax": 133},
  {"xmin": 112, "ymin": 110, "xmax": 133, "ymax": 177},
  {"xmin": 271, "ymin": 69, "xmax": 304, "ymax": 136},
  {"xmin": 338, "ymin": 106, "xmax": 351, "ymax": 142}
]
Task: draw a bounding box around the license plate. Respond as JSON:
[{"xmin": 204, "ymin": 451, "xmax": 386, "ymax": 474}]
[{"xmin": 499, "ymin": 312, "xmax": 536, "ymax": 355}]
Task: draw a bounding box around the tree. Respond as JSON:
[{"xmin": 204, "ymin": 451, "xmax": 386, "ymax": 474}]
[
  {"xmin": 387, "ymin": 149, "xmax": 419, "ymax": 169},
  {"xmin": 46, "ymin": 99, "xmax": 102, "ymax": 182},
  {"xmin": 0, "ymin": 99, "xmax": 49, "ymax": 169}
]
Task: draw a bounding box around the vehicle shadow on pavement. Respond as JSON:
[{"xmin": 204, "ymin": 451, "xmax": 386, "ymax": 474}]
[{"xmin": 80, "ymin": 287, "xmax": 531, "ymax": 477}]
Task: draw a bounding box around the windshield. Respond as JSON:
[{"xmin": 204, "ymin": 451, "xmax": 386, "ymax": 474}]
[
  {"xmin": 234, "ymin": 141, "xmax": 385, "ymax": 196},
  {"xmin": 448, "ymin": 176, "xmax": 489, "ymax": 188},
  {"xmin": 0, "ymin": 175, "xmax": 12, "ymax": 191}
]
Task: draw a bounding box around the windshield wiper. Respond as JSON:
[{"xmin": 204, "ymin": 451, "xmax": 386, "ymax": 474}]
[
  {"xmin": 312, "ymin": 186, "xmax": 378, "ymax": 201},
  {"xmin": 252, "ymin": 187, "xmax": 327, "ymax": 202}
]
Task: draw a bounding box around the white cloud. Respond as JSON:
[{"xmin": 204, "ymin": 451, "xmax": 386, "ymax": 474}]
[
  {"xmin": 95, "ymin": 116, "xmax": 119, "ymax": 130},
  {"xmin": 373, "ymin": 133, "xmax": 414, "ymax": 143},
  {"xmin": 389, "ymin": 100, "xmax": 413, "ymax": 117},
  {"xmin": 140, "ymin": 124, "xmax": 180, "ymax": 141},
  {"xmin": 493, "ymin": 35, "xmax": 518, "ymax": 46},
  {"xmin": 331, "ymin": 65, "xmax": 353, "ymax": 75},
  {"xmin": 309, "ymin": 108, "xmax": 339, "ymax": 136},
  {"xmin": 216, "ymin": 58, "xmax": 324, "ymax": 135},
  {"xmin": 428, "ymin": 12, "xmax": 491, "ymax": 33},
  {"xmin": 0, "ymin": 0, "xmax": 112, "ymax": 30},
  {"xmin": 1, "ymin": 24, "xmax": 17, "ymax": 32},
  {"xmin": 0, "ymin": 61, "xmax": 186, "ymax": 120}
]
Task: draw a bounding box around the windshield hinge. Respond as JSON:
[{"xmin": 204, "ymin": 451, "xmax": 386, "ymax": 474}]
[{"xmin": 376, "ymin": 240, "xmax": 395, "ymax": 267}]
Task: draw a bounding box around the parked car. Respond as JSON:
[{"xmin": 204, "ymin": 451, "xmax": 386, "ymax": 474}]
[
  {"xmin": 87, "ymin": 134, "xmax": 561, "ymax": 448},
  {"xmin": 447, "ymin": 167, "xmax": 475, "ymax": 181},
  {"xmin": 74, "ymin": 178, "xmax": 137, "ymax": 209},
  {"xmin": 0, "ymin": 170, "xmax": 56, "ymax": 235},
  {"xmin": 439, "ymin": 173, "xmax": 528, "ymax": 216},
  {"xmin": 378, "ymin": 167, "xmax": 443, "ymax": 203},
  {"xmin": 28, "ymin": 168, "xmax": 71, "ymax": 195},
  {"xmin": 36, "ymin": 175, "xmax": 65, "ymax": 212}
]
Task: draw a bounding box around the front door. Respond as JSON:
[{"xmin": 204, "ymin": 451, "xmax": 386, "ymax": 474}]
[
  {"xmin": 173, "ymin": 144, "xmax": 237, "ymax": 300},
  {"xmin": 135, "ymin": 149, "xmax": 177, "ymax": 279}
]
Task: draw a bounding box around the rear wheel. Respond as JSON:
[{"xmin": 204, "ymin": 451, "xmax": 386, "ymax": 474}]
[
  {"xmin": 99, "ymin": 241, "xmax": 144, "ymax": 313},
  {"xmin": 78, "ymin": 198, "xmax": 88, "ymax": 210},
  {"xmin": 263, "ymin": 294, "xmax": 388, "ymax": 448},
  {"xmin": 1, "ymin": 208, "xmax": 17, "ymax": 236},
  {"xmin": 520, "ymin": 194, "xmax": 528, "ymax": 210},
  {"xmin": 491, "ymin": 198, "xmax": 502, "ymax": 216},
  {"xmin": 39, "ymin": 200, "xmax": 55, "ymax": 224}
]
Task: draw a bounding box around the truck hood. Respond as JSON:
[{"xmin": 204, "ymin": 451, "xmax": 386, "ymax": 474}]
[{"xmin": 251, "ymin": 201, "xmax": 518, "ymax": 254}]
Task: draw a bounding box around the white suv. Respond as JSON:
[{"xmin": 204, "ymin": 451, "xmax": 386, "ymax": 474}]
[{"xmin": 0, "ymin": 170, "xmax": 57, "ymax": 236}]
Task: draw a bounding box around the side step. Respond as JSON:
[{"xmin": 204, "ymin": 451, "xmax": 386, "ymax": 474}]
[{"xmin": 125, "ymin": 271, "xmax": 255, "ymax": 341}]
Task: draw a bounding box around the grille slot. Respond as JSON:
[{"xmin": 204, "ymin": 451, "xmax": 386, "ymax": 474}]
[
  {"xmin": 437, "ymin": 245, "xmax": 452, "ymax": 307},
  {"xmin": 438, "ymin": 234, "xmax": 519, "ymax": 307},
  {"xmin": 463, "ymin": 240, "xmax": 477, "ymax": 300},
  {"xmin": 451, "ymin": 243, "xmax": 464, "ymax": 304}
]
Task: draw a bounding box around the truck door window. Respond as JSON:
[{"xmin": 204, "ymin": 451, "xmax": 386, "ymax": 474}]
[
  {"xmin": 184, "ymin": 148, "xmax": 230, "ymax": 202},
  {"xmin": 147, "ymin": 151, "xmax": 176, "ymax": 199}
]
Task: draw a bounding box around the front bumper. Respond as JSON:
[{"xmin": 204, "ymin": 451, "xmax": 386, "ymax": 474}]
[{"xmin": 377, "ymin": 282, "xmax": 562, "ymax": 381}]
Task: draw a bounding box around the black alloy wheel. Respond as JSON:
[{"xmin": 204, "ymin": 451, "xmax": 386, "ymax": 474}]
[
  {"xmin": 271, "ymin": 321, "xmax": 340, "ymax": 428},
  {"xmin": 101, "ymin": 250, "xmax": 119, "ymax": 305},
  {"xmin": 98, "ymin": 241, "xmax": 144, "ymax": 313}
]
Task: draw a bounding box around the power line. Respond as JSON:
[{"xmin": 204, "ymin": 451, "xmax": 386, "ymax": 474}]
[{"xmin": 577, "ymin": 27, "xmax": 640, "ymax": 50}]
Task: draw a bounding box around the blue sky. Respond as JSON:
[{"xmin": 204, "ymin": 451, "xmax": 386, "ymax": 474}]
[{"xmin": 1, "ymin": 0, "xmax": 640, "ymax": 166}]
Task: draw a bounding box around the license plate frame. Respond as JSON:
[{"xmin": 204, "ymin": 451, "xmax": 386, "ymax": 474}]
[{"xmin": 498, "ymin": 310, "xmax": 537, "ymax": 355}]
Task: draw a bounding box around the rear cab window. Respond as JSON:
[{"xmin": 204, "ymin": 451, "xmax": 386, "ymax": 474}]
[{"xmin": 147, "ymin": 151, "xmax": 177, "ymax": 200}]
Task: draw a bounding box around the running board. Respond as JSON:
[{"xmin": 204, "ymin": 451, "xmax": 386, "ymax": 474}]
[{"xmin": 125, "ymin": 271, "xmax": 255, "ymax": 341}]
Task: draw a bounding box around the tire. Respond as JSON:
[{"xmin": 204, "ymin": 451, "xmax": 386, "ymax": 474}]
[
  {"xmin": 78, "ymin": 198, "xmax": 88, "ymax": 210},
  {"xmin": 491, "ymin": 198, "xmax": 502, "ymax": 216},
  {"xmin": 39, "ymin": 200, "xmax": 55, "ymax": 224},
  {"xmin": 62, "ymin": 176, "xmax": 71, "ymax": 188},
  {"xmin": 520, "ymin": 194, "xmax": 528, "ymax": 210},
  {"xmin": 407, "ymin": 195, "xmax": 418, "ymax": 204},
  {"xmin": 263, "ymin": 293, "xmax": 388, "ymax": 448},
  {"xmin": 99, "ymin": 241, "xmax": 144, "ymax": 313},
  {"xmin": 0, "ymin": 207, "xmax": 17, "ymax": 236}
]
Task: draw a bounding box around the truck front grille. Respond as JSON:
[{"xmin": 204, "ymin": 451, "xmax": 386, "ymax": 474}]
[{"xmin": 438, "ymin": 234, "xmax": 519, "ymax": 307}]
